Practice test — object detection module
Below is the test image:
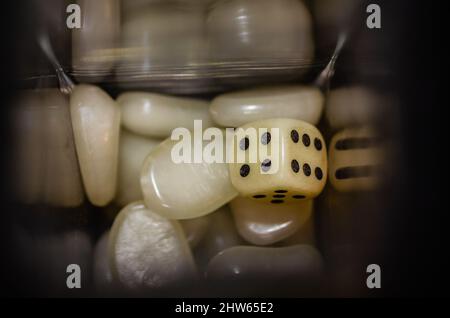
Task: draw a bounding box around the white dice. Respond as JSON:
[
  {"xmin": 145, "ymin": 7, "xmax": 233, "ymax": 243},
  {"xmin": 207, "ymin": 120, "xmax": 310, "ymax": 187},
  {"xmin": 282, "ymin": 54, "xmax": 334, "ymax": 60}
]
[{"xmin": 229, "ymin": 118, "xmax": 327, "ymax": 203}]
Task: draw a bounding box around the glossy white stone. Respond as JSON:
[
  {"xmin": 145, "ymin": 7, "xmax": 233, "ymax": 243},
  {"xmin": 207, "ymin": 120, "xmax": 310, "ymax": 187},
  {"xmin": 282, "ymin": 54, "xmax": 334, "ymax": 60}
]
[
  {"xmin": 116, "ymin": 130, "xmax": 161, "ymax": 207},
  {"xmin": 207, "ymin": 0, "xmax": 314, "ymax": 61},
  {"xmin": 140, "ymin": 138, "xmax": 238, "ymax": 220},
  {"xmin": 230, "ymin": 197, "xmax": 313, "ymax": 245},
  {"xmin": 70, "ymin": 85, "xmax": 121, "ymax": 207},
  {"xmin": 118, "ymin": 92, "xmax": 213, "ymax": 138},
  {"xmin": 108, "ymin": 201, "xmax": 196, "ymax": 289},
  {"xmin": 72, "ymin": 0, "xmax": 121, "ymax": 75},
  {"xmin": 210, "ymin": 85, "xmax": 324, "ymax": 127}
]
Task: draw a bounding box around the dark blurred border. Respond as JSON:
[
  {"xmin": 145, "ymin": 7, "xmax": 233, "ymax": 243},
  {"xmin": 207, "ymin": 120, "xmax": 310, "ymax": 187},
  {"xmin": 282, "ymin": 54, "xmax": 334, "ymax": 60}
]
[
  {"xmin": 0, "ymin": 0, "xmax": 20, "ymax": 298},
  {"xmin": 0, "ymin": 0, "xmax": 443, "ymax": 298}
]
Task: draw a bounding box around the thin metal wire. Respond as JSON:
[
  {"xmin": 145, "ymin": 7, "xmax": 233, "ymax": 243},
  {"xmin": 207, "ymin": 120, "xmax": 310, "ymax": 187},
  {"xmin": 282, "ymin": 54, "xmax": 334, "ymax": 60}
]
[
  {"xmin": 314, "ymin": 32, "xmax": 347, "ymax": 90},
  {"xmin": 37, "ymin": 32, "xmax": 75, "ymax": 94}
]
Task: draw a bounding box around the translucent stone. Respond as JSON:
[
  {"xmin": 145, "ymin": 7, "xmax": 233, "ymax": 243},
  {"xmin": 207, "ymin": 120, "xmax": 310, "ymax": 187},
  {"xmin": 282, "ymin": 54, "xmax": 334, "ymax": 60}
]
[
  {"xmin": 210, "ymin": 85, "xmax": 324, "ymax": 127},
  {"xmin": 140, "ymin": 138, "xmax": 238, "ymax": 220},
  {"xmin": 116, "ymin": 130, "xmax": 161, "ymax": 207},
  {"xmin": 118, "ymin": 92, "xmax": 213, "ymax": 138},
  {"xmin": 230, "ymin": 196, "xmax": 313, "ymax": 245},
  {"xmin": 109, "ymin": 201, "xmax": 197, "ymax": 290},
  {"xmin": 70, "ymin": 85, "xmax": 121, "ymax": 206}
]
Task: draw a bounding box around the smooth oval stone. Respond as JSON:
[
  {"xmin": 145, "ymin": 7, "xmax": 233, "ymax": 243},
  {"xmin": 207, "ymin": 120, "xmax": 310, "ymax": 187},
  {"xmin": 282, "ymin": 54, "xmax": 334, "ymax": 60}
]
[
  {"xmin": 72, "ymin": 0, "xmax": 121, "ymax": 77},
  {"xmin": 193, "ymin": 205, "xmax": 244, "ymax": 270},
  {"xmin": 70, "ymin": 85, "xmax": 121, "ymax": 207},
  {"xmin": 140, "ymin": 138, "xmax": 238, "ymax": 220},
  {"xmin": 108, "ymin": 201, "xmax": 197, "ymax": 290},
  {"xmin": 180, "ymin": 215, "xmax": 211, "ymax": 249},
  {"xmin": 230, "ymin": 197, "xmax": 313, "ymax": 245},
  {"xmin": 326, "ymin": 86, "xmax": 383, "ymax": 130},
  {"xmin": 118, "ymin": 92, "xmax": 213, "ymax": 138},
  {"xmin": 115, "ymin": 130, "xmax": 161, "ymax": 207},
  {"xmin": 207, "ymin": 0, "xmax": 314, "ymax": 62},
  {"xmin": 210, "ymin": 85, "xmax": 324, "ymax": 127},
  {"xmin": 206, "ymin": 245, "xmax": 323, "ymax": 286}
]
